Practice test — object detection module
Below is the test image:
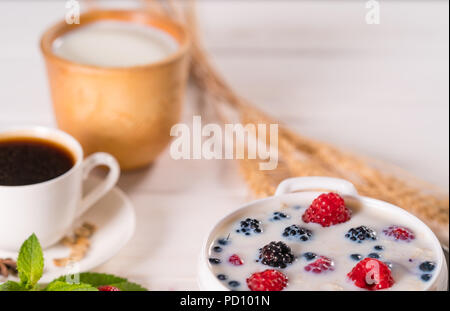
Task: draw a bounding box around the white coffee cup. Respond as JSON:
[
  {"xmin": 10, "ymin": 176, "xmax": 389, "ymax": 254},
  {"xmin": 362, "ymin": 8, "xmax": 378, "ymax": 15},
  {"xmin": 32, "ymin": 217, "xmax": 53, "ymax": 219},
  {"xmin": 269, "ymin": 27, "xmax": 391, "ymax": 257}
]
[{"xmin": 0, "ymin": 126, "xmax": 120, "ymax": 251}]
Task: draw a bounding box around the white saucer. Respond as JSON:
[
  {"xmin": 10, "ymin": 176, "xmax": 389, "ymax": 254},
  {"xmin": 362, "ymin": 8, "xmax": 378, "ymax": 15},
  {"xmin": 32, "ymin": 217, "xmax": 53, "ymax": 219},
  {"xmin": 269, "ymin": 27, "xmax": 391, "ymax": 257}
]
[{"xmin": 0, "ymin": 177, "xmax": 135, "ymax": 284}]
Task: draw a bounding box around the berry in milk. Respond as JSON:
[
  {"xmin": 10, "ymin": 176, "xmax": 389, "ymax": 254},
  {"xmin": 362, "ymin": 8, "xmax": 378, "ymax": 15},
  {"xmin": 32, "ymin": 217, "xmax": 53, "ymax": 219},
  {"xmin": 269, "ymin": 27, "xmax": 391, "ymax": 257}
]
[{"xmin": 208, "ymin": 193, "xmax": 439, "ymax": 291}]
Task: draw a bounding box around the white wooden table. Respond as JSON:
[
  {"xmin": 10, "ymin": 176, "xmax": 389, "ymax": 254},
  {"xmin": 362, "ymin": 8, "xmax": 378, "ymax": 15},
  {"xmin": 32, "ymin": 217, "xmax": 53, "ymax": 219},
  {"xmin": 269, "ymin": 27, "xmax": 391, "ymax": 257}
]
[{"xmin": 0, "ymin": 0, "xmax": 448, "ymax": 290}]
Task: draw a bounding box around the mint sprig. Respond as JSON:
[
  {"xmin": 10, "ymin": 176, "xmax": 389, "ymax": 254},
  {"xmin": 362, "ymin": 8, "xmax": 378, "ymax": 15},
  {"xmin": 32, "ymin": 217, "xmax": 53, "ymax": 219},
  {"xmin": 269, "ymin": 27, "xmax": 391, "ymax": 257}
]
[
  {"xmin": 50, "ymin": 272, "xmax": 126, "ymax": 287},
  {"xmin": 0, "ymin": 233, "xmax": 147, "ymax": 291},
  {"xmin": 0, "ymin": 281, "xmax": 27, "ymax": 291},
  {"xmin": 49, "ymin": 273, "xmax": 147, "ymax": 291},
  {"xmin": 17, "ymin": 233, "xmax": 44, "ymax": 289},
  {"xmin": 44, "ymin": 281, "xmax": 98, "ymax": 291}
]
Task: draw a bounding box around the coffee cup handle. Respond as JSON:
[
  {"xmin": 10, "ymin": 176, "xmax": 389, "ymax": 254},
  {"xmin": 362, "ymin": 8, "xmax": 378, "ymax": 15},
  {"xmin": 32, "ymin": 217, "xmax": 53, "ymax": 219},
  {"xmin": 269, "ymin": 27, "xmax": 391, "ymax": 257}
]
[{"xmin": 77, "ymin": 152, "xmax": 120, "ymax": 218}]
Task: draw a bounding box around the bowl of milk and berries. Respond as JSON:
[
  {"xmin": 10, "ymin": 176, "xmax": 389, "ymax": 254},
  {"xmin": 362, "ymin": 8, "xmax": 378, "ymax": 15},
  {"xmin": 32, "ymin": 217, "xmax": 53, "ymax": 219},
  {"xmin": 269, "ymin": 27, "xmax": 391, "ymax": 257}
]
[{"xmin": 198, "ymin": 177, "xmax": 448, "ymax": 291}]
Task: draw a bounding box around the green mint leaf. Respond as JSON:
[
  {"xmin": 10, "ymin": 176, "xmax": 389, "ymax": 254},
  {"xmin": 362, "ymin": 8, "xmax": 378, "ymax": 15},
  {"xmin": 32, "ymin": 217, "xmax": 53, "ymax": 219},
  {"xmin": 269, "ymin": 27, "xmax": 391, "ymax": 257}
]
[
  {"xmin": 50, "ymin": 272, "xmax": 127, "ymax": 287},
  {"xmin": 110, "ymin": 281, "xmax": 147, "ymax": 291},
  {"xmin": 49, "ymin": 272, "xmax": 147, "ymax": 291},
  {"xmin": 0, "ymin": 281, "xmax": 28, "ymax": 291},
  {"xmin": 45, "ymin": 281, "xmax": 98, "ymax": 291},
  {"xmin": 17, "ymin": 233, "xmax": 44, "ymax": 288}
]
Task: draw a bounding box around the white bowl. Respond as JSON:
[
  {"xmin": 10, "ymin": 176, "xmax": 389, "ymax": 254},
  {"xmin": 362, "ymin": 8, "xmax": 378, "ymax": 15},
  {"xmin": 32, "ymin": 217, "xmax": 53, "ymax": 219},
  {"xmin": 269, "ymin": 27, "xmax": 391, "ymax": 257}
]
[{"xmin": 198, "ymin": 177, "xmax": 448, "ymax": 291}]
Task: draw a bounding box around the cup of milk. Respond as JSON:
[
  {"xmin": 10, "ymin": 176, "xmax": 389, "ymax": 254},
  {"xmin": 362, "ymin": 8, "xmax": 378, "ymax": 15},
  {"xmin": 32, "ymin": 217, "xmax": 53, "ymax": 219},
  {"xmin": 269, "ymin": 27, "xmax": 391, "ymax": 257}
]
[{"xmin": 40, "ymin": 10, "xmax": 190, "ymax": 170}]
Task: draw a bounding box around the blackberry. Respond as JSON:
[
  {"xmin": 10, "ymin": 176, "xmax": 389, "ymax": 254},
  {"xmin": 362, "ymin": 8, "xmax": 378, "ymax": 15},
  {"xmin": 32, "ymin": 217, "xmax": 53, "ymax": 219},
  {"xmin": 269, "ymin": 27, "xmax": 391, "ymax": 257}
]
[
  {"xmin": 270, "ymin": 211, "xmax": 289, "ymax": 221},
  {"xmin": 419, "ymin": 261, "xmax": 435, "ymax": 272},
  {"xmin": 236, "ymin": 218, "xmax": 262, "ymax": 236},
  {"xmin": 350, "ymin": 254, "xmax": 363, "ymax": 261},
  {"xmin": 345, "ymin": 226, "xmax": 377, "ymax": 243},
  {"xmin": 282, "ymin": 225, "xmax": 313, "ymax": 241},
  {"xmin": 303, "ymin": 252, "xmax": 317, "ymax": 261},
  {"xmin": 259, "ymin": 241, "xmax": 295, "ymax": 268}
]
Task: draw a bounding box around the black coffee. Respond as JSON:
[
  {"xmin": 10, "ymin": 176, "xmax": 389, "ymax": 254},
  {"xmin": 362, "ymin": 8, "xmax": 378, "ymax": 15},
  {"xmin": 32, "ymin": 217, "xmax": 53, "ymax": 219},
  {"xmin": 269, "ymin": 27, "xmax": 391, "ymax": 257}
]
[{"xmin": 0, "ymin": 137, "xmax": 75, "ymax": 186}]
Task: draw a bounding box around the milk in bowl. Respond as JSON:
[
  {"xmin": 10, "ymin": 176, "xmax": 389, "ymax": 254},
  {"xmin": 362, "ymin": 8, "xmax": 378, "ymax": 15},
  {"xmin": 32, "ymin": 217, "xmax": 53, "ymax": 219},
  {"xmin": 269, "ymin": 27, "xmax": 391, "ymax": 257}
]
[{"xmin": 200, "ymin": 178, "xmax": 447, "ymax": 291}]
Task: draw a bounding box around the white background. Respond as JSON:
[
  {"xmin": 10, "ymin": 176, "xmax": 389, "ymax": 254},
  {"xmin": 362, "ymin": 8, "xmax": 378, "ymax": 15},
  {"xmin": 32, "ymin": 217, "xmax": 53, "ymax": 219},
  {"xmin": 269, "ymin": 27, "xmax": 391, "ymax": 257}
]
[{"xmin": 0, "ymin": 0, "xmax": 448, "ymax": 289}]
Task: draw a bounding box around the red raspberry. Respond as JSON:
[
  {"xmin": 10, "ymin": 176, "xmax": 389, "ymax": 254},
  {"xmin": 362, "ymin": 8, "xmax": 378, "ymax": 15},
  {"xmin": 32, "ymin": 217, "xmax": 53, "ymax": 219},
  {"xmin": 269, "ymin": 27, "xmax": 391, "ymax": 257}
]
[
  {"xmin": 347, "ymin": 258, "xmax": 394, "ymax": 291},
  {"xmin": 304, "ymin": 256, "xmax": 334, "ymax": 273},
  {"xmin": 228, "ymin": 254, "xmax": 244, "ymax": 266},
  {"xmin": 246, "ymin": 269, "xmax": 288, "ymax": 291},
  {"xmin": 97, "ymin": 285, "xmax": 120, "ymax": 291},
  {"xmin": 383, "ymin": 225, "xmax": 415, "ymax": 242},
  {"xmin": 302, "ymin": 192, "xmax": 351, "ymax": 227}
]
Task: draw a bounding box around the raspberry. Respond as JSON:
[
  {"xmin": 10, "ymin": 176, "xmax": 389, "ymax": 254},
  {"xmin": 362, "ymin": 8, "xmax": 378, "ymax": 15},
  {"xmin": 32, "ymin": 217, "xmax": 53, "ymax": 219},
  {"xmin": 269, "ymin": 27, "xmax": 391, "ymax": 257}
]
[
  {"xmin": 98, "ymin": 285, "xmax": 120, "ymax": 291},
  {"xmin": 383, "ymin": 225, "xmax": 415, "ymax": 242},
  {"xmin": 302, "ymin": 193, "xmax": 351, "ymax": 227},
  {"xmin": 236, "ymin": 218, "xmax": 262, "ymax": 236},
  {"xmin": 228, "ymin": 254, "xmax": 244, "ymax": 266},
  {"xmin": 259, "ymin": 241, "xmax": 294, "ymax": 268},
  {"xmin": 282, "ymin": 225, "xmax": 313, "ymax": 241},
  {"xmin": 345, "ymin": 226, "xmax": 377, "ymax": 243},
  {"xmin": 304, "ymin": 256, "xmax": 334, "ymax": 273},
  {"xmin": 246, "ymin": 269, "xmax": 288, "ymax": 291},
  {"xmin": 347, "ymin": 258, "xmax": 394, "ymax": 290}
]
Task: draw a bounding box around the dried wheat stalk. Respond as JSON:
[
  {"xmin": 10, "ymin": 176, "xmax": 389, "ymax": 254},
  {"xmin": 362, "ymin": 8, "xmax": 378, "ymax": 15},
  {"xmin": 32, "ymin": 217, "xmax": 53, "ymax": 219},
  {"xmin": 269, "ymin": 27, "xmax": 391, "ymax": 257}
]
[{"xmin": 147, "ymin": 0, "xmax": 449, "ymax": 245}]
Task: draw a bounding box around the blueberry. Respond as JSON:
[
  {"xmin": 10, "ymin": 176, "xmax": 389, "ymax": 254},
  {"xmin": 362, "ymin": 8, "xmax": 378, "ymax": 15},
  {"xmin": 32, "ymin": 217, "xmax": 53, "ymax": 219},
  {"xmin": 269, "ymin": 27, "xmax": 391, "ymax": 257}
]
[
  {"xmin": 421, "ymin": 274, "xmax": 432, "ymax": 282},
  {"xmin": 368, "ymin": 253, "xmax": 380, "ymax": 259},
  {"xmin": 209, "ymin": 258, "xmax": 221, "ymax": 265},
  {"xmin": 374, "ymin": 245, "xmax": 384, "ymax": 251},
  {"xmin": 217, "ymin": 274, "xmax": 227, "ymax": 281},
  {"xmin": 303, "ymin": 252, "xmax": 317, "ymax": 261},
  {"xmin": 218, "ymin": 238, "xmax": 229, "ymax": 246},
  {"xmin": 292, "ymin": 205, "xmax": 301, "ymax": 210},
  {"xmin": 419, "ymin": 261, "xmax": 436, "ymax": 272},
  {"xmin": 228, "ymin": 281, "xmax": 240, "ymax": 287},
  {"xmin": 384, "ymin": 262, "xmax": 393, "ymax": 269},
  {"xmin": 350, "ymin": 254, "xmax": 363, "ymax": 261},
  {"xmin": 213, "ymin": 246, "xmax": 223, "ymax": 253}
]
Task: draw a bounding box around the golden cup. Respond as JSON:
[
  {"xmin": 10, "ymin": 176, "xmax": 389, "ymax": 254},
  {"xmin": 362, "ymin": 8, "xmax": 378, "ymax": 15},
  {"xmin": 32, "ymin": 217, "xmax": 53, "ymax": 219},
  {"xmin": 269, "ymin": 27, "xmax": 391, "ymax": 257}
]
[{"xmin": 40, "ymin": 10, "xmax": 190, "ymax": 170}]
